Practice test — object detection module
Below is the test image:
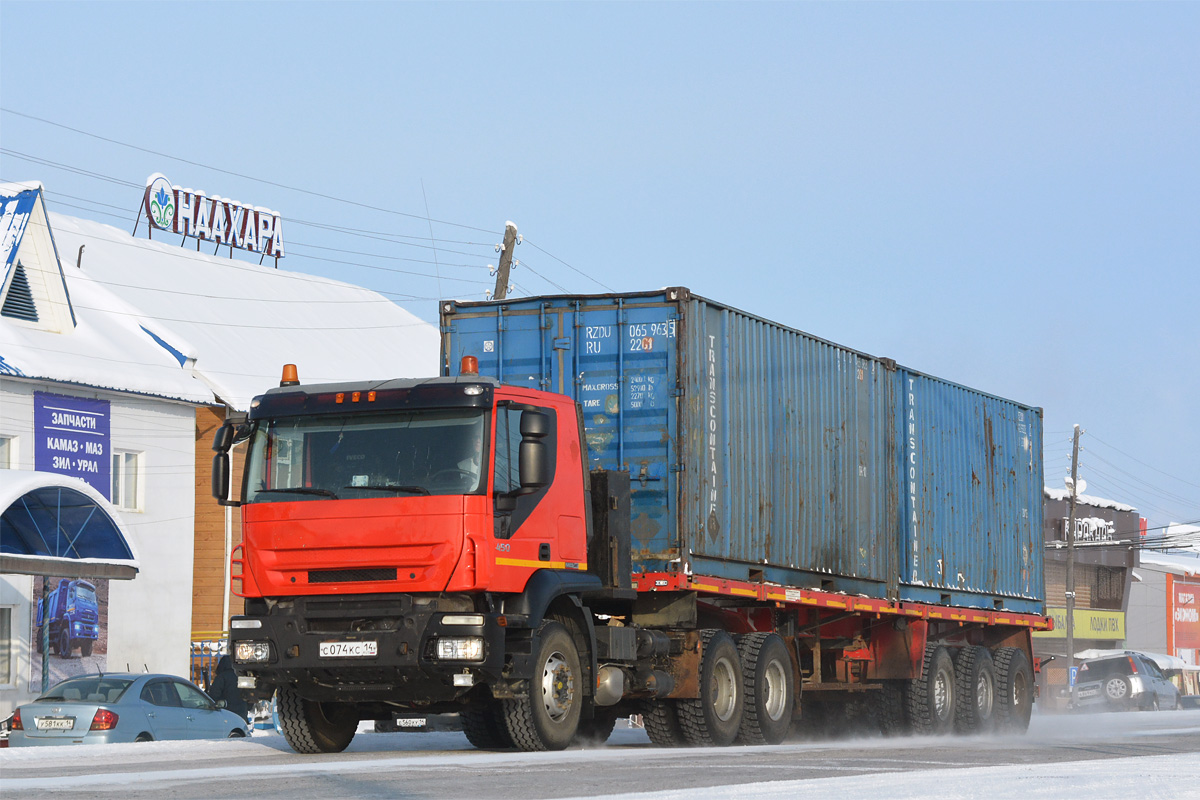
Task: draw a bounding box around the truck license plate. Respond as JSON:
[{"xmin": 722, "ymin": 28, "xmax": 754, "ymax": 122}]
[
  {"xmin": 36, "ymin": 717, "xmax": 75, "ymax": 731},
  {"xmin": 319, "ymin": 640, "xmax": 377, "ymax": 658}
]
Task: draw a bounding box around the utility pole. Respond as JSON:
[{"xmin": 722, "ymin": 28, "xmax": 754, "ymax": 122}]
[
  {"xmin": 492, "ymin": 221, "xmax": 518, "ymax": 301},
  {"xmin": 1065, "ymin": 424, "xmax": 1083, "ymax": 684}
]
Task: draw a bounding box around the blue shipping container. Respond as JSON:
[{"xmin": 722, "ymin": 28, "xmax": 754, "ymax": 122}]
[{"xmin": 441, "ymin": 289, "xmax": 1044, "ymax": 612}]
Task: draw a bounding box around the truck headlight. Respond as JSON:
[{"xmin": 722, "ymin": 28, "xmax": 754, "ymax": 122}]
[
  {"xmin": 234, "ymin": 641, "xmax": 271, "ymax": 663},
  {"xmin": 436, "ymin": 637, "xmax": 484, "ymax": 661}
]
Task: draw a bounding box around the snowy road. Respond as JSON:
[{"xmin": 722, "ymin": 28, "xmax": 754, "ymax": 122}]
[{"xmin": 4, "ymin": 709, "xmax": 1199, "ymax": 799}]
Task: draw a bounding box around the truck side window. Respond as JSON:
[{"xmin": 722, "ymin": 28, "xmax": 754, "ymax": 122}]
[
  {"xmin": 492, "ymin": 403, "xmax": 556, "ymax": 539},
  {"xmin": 492, "ymin": 407, "xmax": 523, "ymax": 495}
]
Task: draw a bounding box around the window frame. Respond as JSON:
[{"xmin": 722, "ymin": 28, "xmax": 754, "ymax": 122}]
[{"xmin": 111, "ymin": 449, "xmax": 145, "ymax": 511}]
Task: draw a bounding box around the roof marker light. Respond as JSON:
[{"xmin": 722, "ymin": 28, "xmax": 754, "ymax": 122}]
[
  {"xmin": 335, "ymin": 393, "xmax": 345, "ymax": 404},
  {"xmin": 352, "ymin": 392, "xmax": 361, "ymax": 403},
  {"xmin": 368, "ymin": 391, "xmax": 377, "ymax": 402},
  {"xmin": 280, "ymin": 364, "xmax": 299, "ymax": 387}
]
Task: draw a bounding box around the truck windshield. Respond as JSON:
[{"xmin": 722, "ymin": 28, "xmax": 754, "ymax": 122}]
[
  {"xmin": 72, "ymin": 584, "xmax": 97, "ymax": 605},
  {"xmin": 244, "ymin": 409, "xmax": 488, "ymax": 503}
]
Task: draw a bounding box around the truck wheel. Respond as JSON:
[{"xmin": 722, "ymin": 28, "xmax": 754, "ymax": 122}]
[
  {"xmin": 275, "ymin": 686, "xmax": 357, "ymax": 753},
  {"xmin": 503, "ymin": 619, "xmax": 582, "ymax": 751},
  {"xmin": 461, "ymin": 700, "xmax": 514, "ymax": 750},
  {"xmin": 907, "ymin": 644, "xmax": 955, "ymax": 735},
  {"xmin": 80, "ymin": 640, "xmax": 94, "ymax": 658},
  {"xmin": 640, "ymin": 699, "xmax": 687, "ymax": 747},
  {"xmin": 954, "ymin": 646, "xmax": 997, "ymax": 734},
  {"xmin": 736, "ymin": 632, "xmax": 793, "ymax": 745},
  {"xmin": 678, "ymin": 629, "xmax": 744, "ymax": 747},
  {"xmin": 993, "ymin": 647, "xmax": 1034, "ymax": 733},
  {"xmin": 57, "ymin": 629, "xmax": 71, "ymax": 658},
  {"xmin": 876, "ymin": 681, "xmax": 909, "ymax": 736}
]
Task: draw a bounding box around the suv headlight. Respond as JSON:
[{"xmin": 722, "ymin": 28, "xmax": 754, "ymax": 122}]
[
  {"xmin": 234, "ymin": 641, "xmax": 272, "ymax": 663},
  {"xmin": 435, "ymin": 637, "xmax": 484, "ymax": 661}
]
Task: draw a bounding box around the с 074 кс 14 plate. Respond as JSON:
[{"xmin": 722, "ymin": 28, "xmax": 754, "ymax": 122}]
[{"xmin": 319, "ymin": 641, "xmax": 377, "ymax": 658}]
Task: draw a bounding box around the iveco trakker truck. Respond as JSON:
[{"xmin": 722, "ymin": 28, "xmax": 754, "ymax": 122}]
[{"xmin": 216, "ymin": 288, "xmax": 1050, "ymax": 753}]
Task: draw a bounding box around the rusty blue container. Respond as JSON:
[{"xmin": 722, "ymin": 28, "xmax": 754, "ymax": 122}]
[{"xmin": 441, "ymin": 288, "xmax": 1044, "ymax": 612}]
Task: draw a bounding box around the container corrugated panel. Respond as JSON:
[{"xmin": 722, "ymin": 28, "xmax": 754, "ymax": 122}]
[{"xmin": 442, "ymin": 288, "xmax": 1044, "ymax": 612}]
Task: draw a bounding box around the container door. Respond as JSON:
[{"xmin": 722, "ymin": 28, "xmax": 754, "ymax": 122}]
[{"xmin": 555, "ymin": 298, "xmax": 681, "ymax": 567}]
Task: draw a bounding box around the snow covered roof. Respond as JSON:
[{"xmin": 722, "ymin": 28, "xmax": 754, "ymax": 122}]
[
  {"xmin": 1, "ymin": 183, "xmax": 440, "ymax": 410},
  {"xmin": 1043, "ymin": 486, "xmax": 1137, "ymax": 513},
  {"xmin": 1138, "ymin": 550, "xmax": 1200, "ymax": 577}
]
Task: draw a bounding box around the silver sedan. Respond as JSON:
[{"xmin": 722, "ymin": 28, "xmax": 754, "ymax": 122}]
[{"xmin": 9, "ymin": 673, "xmax": 249, "ymax": 746}]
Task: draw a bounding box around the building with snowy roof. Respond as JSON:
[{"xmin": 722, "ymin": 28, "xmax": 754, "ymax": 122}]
[
  {"xmin": 1033, "ymin": 486, "xmax": 1142, "ymax": 710},
  {"xmin": 1, "ymin": 181, "xmax": 438, "ymax": 715},
  {"xmin": 1126, "ymin": 527, "xmax": 1200, "ymax": 679}
]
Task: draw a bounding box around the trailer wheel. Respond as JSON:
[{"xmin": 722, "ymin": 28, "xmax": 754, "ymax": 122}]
[
  {"xmin": 640, "ymin": 699, "xmax": 687, "ymax": 747},
  {"xmin": 876, "ymin": 681, "xmax": 909, "ymax": 736},
  {"xmin": 735, "ymin": 632, "xmax": 793, "ymax": 745},
  {"xmin": 461, "ymin": 699, "xmax": 515, "ymax": 750},
  {"xmin": 503, "ymin": 619, "xmax": 582, "ymax": 751},
  {"xmin": 275, "ymin": 686, "xmax": 358, "ymax": 753},
  {"xmin": 907, "ymin": 644, "xmax": 955, "ymax": 735},
  {"xmin": 954, "ymin": 646, "xmax": 997, "ymax": 734},
  {"xmin": 678, "ymin": 629, "xmax": 744, "ymax": 747},
  {"xmin": 993, "ymin": 647, "xmax": 1034, "ymax": 733},
  {"xmin": 80, "ymin": 640, "xmax": 94, "ymax": 658}
]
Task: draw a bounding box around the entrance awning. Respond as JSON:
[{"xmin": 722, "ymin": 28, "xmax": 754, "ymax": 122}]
[{"xmin": 0, "ymin": 471, "xmax": 140, "ymax": 580}]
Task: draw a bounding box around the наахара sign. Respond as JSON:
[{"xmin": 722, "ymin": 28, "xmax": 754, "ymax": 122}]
[{"xmin": 142, "ymin": 173, "xmax": 285, "ymax": 259}]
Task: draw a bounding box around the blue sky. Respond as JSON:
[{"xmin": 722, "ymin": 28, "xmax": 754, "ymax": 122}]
[{"xmin": 2, "ymin": 2, "xmax": 1197, "ymax": 533}]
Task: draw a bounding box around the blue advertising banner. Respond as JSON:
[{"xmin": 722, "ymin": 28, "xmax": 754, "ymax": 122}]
[{"xmin": 34, "ymin": 392, "xmax": 111, "ymax": 499}]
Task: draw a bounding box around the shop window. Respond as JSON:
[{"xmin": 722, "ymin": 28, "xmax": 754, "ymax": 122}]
[
  {"xmin": 111, "ymin": 450, "xmax": 144, "ymax": 511},
  {"xmin": 0, "ymin": 435, "xmax": 14, "ymax": 469},
  {"xmin": 1092, "ymin": 566, "xmax": 1124, "ymax": 611},
  {"xmin": 0, "ymin": 607, "xmax": 12, "ymax": 686}
]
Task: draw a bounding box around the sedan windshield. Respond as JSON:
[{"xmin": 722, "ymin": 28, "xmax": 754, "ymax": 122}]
[{"xmin": 245, "ymin": 409, "xmax": 488, "ymax": 503}]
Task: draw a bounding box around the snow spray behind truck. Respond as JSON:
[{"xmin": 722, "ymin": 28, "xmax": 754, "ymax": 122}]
[{"xmin": 216, "ymin": 287, "xmax": 1049, "ymax": 754}]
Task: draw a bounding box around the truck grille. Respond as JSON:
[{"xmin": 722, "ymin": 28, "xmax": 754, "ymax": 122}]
[{"xmin": 308, "ymin": 568, "xmax": 397, "ymax": 584}]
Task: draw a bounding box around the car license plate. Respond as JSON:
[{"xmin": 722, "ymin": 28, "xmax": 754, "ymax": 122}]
[
  {"xmin": 1077, "ymin": 687, "xmax": 1098, "ymax": 699},
  {"xmin": 36, "ymin": 717, "xmax": 75, "ymax": 731},
  {"xmin": 320, "ymin": 640, "xmax": 377, "ymax": 658}
]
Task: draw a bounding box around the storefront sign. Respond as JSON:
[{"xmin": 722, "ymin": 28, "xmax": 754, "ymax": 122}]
[
  {"xmin": 1061, "ymin": 516, "xmax": 1117, "ymax": 543},
  {"xmin": 1169, "ymin": 576, "xmax": 1200, "ymax": 651},
  {"xmin": 34, "ymin": 392, "xmax": 111, "ymax": 498},
  {"xmin": 142, "ymin": 173, "xmax": 285, "ymax": 258},
  {"xmin": 1033, "ymin": 607, "xmax": 1126, "ymax": 640}
]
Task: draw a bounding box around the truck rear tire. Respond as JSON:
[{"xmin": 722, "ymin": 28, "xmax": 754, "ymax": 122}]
[
  {"xmin": 503, "ymin": 619, "xmax": 582, "ymax": 751},
  {"xmin": 640, "ymin": 699, "xmax": 687, "ymax": 747},
  {"xmin": 907, "ymin": 644, "xmax": 955, "ymax": 735},
  {"xmin": 993, "ymin": 647, "xmax": 1034, "ymax": 733},
  {"xmin": 954, "ymin": 646, "xmax": 997, "ymax": 734},
  {"xmin": 276, "ymin": 686, "xmax": 358, "ymax": 754},
  {"xmin": 736, "ymin": 632, "xmax": 793, "ymax": 745},
  {"xmin": 461, "ymin": 699, "xmax": 515, "ymax": 750},
  {"xmin": 678, "ymin": 629, "xmax": 744, "ymax": 747}
]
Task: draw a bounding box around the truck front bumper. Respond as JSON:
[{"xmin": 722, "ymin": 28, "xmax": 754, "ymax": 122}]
[{"xmin": 229, "ymin": 594, "xmax": 507, "ymax": 705}]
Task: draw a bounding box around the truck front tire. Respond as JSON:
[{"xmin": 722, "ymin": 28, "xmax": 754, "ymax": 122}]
[
  {"xmin": 80, "ymin": 640, "xmax": 93, "ymax": 658},
  {"xmin": 736, "ymin": 632, "xmax": 793, "ymax": 745},
  {"xmin": 276, "ymin": 686, "xmax": 358, "ymax": 753},
  {"xmin": 503, "ymin": 619, "xmax": 582, "ymax": 751},
  {"xmin": 678, "ymin": 629, "xmax": 744, "ymax": 747}
]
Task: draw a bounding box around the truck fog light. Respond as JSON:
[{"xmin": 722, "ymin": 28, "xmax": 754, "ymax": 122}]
[
  {"xmin": 441, "ymin": 614, "xmax": 484, "ymax": 626},
  {"xmin": 235, "ymin": 641, "xmax": 271, "ymax": 663},
  {"xmin": 231, "ymin": 619, "xmax": 262, "ymax": 629},
  {"xmin": 436, "ymin": 637, "xmax": 484, "ymax": 661},
  {"xmin": 453, "ymin": 672, "xmax": 476, "ymax": 687}
]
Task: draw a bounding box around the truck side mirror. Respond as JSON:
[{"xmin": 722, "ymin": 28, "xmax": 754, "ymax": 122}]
[
  {"xmin": 212, "ymin": 453, "xmax": 240, "ymax": 507},
  {"xmin": 212, "ymin": 424, "xmax": 235, "ymax": 453},
  {"xmin": 518, "ymin": 410, "xmax": 551, "ymax": 490}
]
